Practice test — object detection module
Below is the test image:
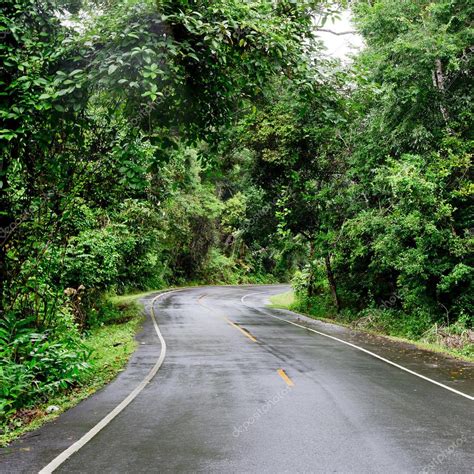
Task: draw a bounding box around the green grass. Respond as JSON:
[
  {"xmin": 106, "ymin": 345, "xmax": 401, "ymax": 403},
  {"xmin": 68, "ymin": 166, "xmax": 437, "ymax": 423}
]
[
  {"xmin": 83, "ymin": 302, "xmax": 144, "ymax": 386},
  {"xmin": 268, "ymin": 290, "xmax": 295, "ymax": 309},
  {"xmin": 0, "ymin": 300, "xmax": 144, "ymax": 447},
  {"xmin": 109, "ymin": 290, "xmax": 159, "ymax": 305}
]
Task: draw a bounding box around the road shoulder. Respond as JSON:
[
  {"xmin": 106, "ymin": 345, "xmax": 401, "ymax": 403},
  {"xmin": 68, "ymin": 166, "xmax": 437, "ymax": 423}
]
[
  {"xmin": 0, "ymin": 293, "xmax": 163, "ymax": 472},
  {"xmin": 262, "ymin": 300, "xmax": 474, "ymax": 398}
]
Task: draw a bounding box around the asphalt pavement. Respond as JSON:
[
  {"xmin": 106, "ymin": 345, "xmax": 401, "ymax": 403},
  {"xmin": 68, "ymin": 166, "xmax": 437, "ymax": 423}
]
[{"xmin": 1, "ymin": 285, "xmax": 472, "ymax": 473}]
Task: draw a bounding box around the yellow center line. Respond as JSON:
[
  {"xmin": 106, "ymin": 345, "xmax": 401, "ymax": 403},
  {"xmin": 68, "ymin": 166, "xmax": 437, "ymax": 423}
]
[
  {"xmin": 197, "ymin": 294, "xmax": 257, "ymax": 343},
  {"xmin": 225, "ymin": 318, "xmax": 258, "ymax": 342},
  {"xmin": 277, "ymin": 368, "xmax": 294, "ymax": 387}
]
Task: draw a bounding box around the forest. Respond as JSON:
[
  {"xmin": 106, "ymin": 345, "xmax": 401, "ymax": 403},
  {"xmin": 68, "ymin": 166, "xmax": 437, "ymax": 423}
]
[{"xmin": 1, "ymin": 0, "xmax": 472, "ymax": 434}]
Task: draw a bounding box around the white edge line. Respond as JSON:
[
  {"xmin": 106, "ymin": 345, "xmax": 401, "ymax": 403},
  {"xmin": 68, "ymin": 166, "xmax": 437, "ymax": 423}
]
[
  {"xmin": 241, "ymin": 293, "xmax": 474, "ymax": 402},
  {"xmin": 39, "ymin": 289, "xmax": 179, "ymax": 473},
  {"xmin": 240, "ymin": 292, "xmax": 260, "ymax": 306}
]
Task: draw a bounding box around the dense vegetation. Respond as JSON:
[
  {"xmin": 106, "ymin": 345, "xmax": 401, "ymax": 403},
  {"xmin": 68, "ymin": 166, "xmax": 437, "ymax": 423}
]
[{"xmin": 1, "ymin": 0, "xmax": 472, "ymax": 427}]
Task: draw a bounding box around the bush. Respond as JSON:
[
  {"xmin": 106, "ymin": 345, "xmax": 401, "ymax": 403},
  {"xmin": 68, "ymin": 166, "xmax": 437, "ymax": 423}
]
[
  {"xmin": 0, "ymin": 309, "xmax": 89, "ymax": 423},
  {"xmin": 354, "ymin": 307, "xmax": 433, "ymax": 339}
]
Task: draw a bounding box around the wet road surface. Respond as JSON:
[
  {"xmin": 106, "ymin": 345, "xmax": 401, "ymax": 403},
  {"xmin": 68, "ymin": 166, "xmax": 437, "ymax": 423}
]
[{"xmin": 1, "ymin": 285, "xmax": 472, "ymax": 473}]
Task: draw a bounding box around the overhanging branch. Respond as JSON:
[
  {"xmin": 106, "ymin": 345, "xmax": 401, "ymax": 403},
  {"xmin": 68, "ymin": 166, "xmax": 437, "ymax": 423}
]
[{"xmin": 317, "ymin": 28, "xmax": 357, "ymax": 36}]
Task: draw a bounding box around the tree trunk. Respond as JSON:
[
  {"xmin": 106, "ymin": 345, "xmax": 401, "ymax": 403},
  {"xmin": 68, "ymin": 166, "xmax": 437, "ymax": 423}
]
[
  {"xmin": 325, "ymin": 253, "xmax": 340, "ymax": 313},
  {"xmin": 0, "ymin": 199, "xmax": 13, "ymax": 320},
  {"xmin": 307, "ymin": 240, "xmax": 316, "ymax": 297},
  {"xmin": 432, "ymin": 58, "xmax": 450, "ymax": 123}
]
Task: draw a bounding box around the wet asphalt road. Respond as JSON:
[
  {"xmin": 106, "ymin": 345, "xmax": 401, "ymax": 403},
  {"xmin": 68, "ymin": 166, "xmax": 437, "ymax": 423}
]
[{"xmin": 1, "ymin": 285, "xmax": 473, "ymax": 473}]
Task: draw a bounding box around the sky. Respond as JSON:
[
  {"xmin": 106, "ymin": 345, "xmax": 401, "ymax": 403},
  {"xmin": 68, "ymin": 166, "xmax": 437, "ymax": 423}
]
[{"xmin": 316, "ymin": 10, "xmax": 364, "ymax": 61}]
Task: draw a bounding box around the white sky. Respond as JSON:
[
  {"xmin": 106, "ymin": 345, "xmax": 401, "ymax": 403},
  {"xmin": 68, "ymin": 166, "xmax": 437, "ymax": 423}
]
[{"xmin": 316, "ymin": 10, "xmax": 364, "ymax": 61}]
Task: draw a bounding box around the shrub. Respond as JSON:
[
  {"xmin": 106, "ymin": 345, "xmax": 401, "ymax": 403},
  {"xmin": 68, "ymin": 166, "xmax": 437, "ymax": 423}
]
[{"xmin": 0, "ymin": 309, "xmax": 89, "ymax": 423}]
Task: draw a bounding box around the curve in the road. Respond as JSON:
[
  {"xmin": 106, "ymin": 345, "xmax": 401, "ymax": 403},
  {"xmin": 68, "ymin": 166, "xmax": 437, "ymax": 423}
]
[
  {"xmin": 240, "ymin": 291, "xmax": 474, "ymax": 402},
  {"xmin": 29, "ymin": 289, "xmax": 474, "ymax": 474},
  {"xmin": 38, "ymin": 289, "xmax": 176, "ymax": 473}
]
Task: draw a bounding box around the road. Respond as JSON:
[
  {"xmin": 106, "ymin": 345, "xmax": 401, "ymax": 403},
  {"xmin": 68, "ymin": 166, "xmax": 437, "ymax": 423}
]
[{"xmin": 1, "ymin": 285, "xmax": 472, "ymax": 473}]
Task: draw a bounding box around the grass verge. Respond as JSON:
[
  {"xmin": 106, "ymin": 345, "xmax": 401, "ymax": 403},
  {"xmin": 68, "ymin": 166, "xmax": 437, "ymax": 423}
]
[
  {"xmin": 268, "ymin": 290, "xmax": 296, "ymax": 309},
  {"xmin": 108, "ymin": 290, "xmax": 159, "ymax": 306},
  {"xmin": 0, "ymin": 299, "xmax": 144, "ymax": 447},
  {"xmin": 269, "ymin": 290, "xmax": 474, "ymax": 363}
]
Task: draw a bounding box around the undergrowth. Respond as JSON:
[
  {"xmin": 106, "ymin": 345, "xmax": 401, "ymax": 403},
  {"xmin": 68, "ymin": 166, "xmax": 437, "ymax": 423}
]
[{"xmin": 0, "ymin": 300, "xmax": 143, "ymax": 447}]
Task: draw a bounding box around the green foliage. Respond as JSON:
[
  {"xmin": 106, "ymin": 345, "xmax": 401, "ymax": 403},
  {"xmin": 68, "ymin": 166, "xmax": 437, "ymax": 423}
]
[
  {"xmin": 0, "ymin": 298, "xmax": 143, "ymax": 443},
  {"xmin": 228, "ymin": 0, "xmax": 472, "ymax": 350},
  {"xmin": 1, "ymin": 0, "xmax": 313, "ymax": 423},
  {"xmin": 329, "ymin": 0, "xmax": 473, "ymax": 330},
  {"xmin": 0, "ymin": 308, "xmax": 89, "ymax": 421},
  {"xmin": 1, "ymin": 0, "xmax": 472, "ymax": 428}
]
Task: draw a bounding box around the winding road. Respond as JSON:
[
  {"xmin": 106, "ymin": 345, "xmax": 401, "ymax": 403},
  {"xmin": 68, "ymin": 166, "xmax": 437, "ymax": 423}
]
[{"xmin": 1, "ymin": 285, "xmax": 472, "ymax": 473}]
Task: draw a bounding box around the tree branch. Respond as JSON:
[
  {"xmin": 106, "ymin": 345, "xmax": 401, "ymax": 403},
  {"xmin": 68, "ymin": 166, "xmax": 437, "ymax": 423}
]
[{"xmin": 316, "ymin": 28, "xmax": 357, "ymax": 36}]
